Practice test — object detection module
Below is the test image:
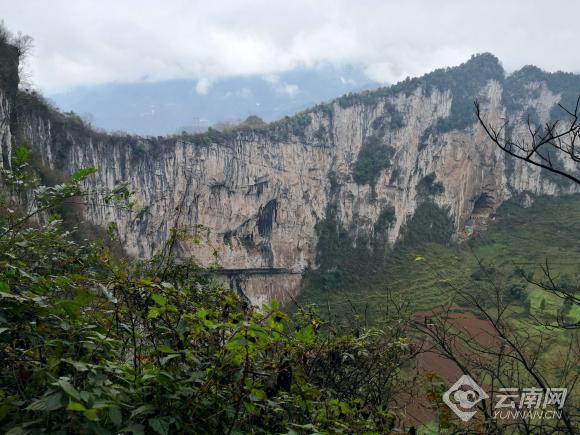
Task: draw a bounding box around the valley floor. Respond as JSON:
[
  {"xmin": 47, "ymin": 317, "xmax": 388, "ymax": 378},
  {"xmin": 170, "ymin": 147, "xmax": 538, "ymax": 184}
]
[{"xmin": 299, "ymin": 194, "xmax": 580, "ymax": 432}]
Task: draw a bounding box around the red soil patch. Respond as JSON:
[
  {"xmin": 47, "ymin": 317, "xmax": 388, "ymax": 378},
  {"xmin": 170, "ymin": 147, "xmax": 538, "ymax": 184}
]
[{"xmin": 394, "ymin": 308, "xmax": 502, "ymax": 431}]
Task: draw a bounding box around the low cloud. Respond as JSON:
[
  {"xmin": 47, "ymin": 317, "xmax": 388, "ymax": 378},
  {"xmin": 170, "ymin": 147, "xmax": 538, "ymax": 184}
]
[
  {"xmin": 195, "ymin": 78, "xmax": 212, "ymax": 95},
  {"xmin": 277, "ymin": 83, "xmax": 299, "ymax": 97},
  {"xmin": 263, "ymin": 74, "xmax": 299, "ymax": 97},
  {"xmin": 3, "ymin": 0, "xmax": 580, "ymax": 92}
]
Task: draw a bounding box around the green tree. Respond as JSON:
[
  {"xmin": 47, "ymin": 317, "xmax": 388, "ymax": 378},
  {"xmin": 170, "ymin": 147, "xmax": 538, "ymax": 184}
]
[{"xmin": 539, "ymin": 297, "xmax": 546, "ymax": 312}]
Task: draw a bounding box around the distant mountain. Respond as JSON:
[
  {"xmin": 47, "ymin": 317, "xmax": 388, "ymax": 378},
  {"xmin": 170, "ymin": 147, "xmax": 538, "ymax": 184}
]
[{"xmin": 47, "ymin": 65, "xmax": 378, "ymax": 136}]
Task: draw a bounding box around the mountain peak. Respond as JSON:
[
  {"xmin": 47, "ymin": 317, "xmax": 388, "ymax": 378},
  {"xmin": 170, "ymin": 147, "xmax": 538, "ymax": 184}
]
[{"xmin": 464, "ymin": 52, "xmax": 502, "ymax": 68}]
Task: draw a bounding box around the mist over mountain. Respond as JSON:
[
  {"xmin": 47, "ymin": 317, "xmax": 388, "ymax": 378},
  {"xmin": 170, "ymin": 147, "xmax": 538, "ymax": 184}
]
[{"xmin": 47, "ymin": 64, "xmax": 378, "ymax": 135}]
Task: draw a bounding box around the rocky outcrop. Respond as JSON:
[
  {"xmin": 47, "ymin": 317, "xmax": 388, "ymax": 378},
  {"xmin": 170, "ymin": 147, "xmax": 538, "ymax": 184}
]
[
  {"xmin": 2, "ymin": 53, "xmax": 579, "ymax": 304},
  {"xmin": 0, "ymin": 89, "xmax": 13, "ymax": 168}
]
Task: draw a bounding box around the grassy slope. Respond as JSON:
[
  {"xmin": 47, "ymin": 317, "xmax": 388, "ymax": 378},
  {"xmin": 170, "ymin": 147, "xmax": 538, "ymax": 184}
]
[{"xmin": 299, "ymin": 194, "xmax": 580, "ymax": 326}]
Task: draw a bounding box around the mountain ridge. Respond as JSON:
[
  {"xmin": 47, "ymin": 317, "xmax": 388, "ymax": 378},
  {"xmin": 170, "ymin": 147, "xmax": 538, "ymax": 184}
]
[{"xmin": 46, "ymin": 64, "xmax": 379, "ymax": 136}]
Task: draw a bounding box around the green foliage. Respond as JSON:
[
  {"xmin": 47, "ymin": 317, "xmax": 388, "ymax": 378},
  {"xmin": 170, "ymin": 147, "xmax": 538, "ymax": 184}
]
[
  {"xmin": 523, "ymin": 299, "xmax": 532, "ymax": 315},
  {"xmin": 400, "ymin": 201, "xmax": 454, "ymax": 247},
  {"xmin": 1, "ymin": 150, "xmax": 133, "ymax": 242},
  {"xmin": 539, "ymin": 298, "xmax": 546, "ymax": 312},
  {"xmin": 554, "ymin": 274, "xmax": 579, "ymax": 295},
  {"xmin": 0, "ymin": 34, "xmax": 19, "ymax": 97},
  {"xmin": 241, "ymin": 115, "xmax": 266, "ymax": 129},
  {"xmin": 336, "ymin": 76, "xmax": 422, "ymax": 109},
  {"xmin": 263, "ymin": 112, "xmax": 313, "ymax": 142},
  {"xmin": 308, "ymin": 215, "xmax": 388, "ymax": 293},
  {"xmin": 416, "ymin": 173, "xmax": 445, "ymax": 198},
  {"xmin": 428, "ymin": 53, "xmax": 504, "ymax": 133},
  {"xmin": 286, "ymin": 112, "xmax": 312, "ymax": 138},
  {"xmin": 470, "ymin": 265, "xmax": 496, "ymax": 281},
  {"xmin": 314, "ymin": 124, "xmax": 328, "ymax": 141},
  {"xmin": 314, "ymin": 102, "xmax": 334, "ymax": 120},
  {"xmin": 371, "ymin": 103, "xmax": 406, "ymax": 136},
  {"xmin": 1, "ymin": 145, "xmax": 34, "ymax": 189},
  {"xmin": 374, "ymin": 206, "xmax": 396, "ymax": 234},
  {"xmin": 387, "ymin": 108, "xmax": 405, "ymax": 130},
  {"xmin": 503, "ymin": 282, "xmax": 528, "ymax": 304},
  {"xmin": 0, "ymin": 159, "xmax": 410, "ymax": 434},
  {"xmin": 561, "ymin": 297, "xmax": 574, "ymax": 316},
  {"xmin": 12, "ymin": 145, "xmax": 30, "ymax": 166},
  {"xmin": 352, "ymin": 136, "xmax": 395, "ymax": 186}
]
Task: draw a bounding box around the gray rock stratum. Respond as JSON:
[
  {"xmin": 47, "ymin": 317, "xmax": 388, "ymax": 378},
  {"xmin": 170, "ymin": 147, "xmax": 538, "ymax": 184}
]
[{"xmin": 2, "ymin": 53, "xmax": 579, "ymax": 304}]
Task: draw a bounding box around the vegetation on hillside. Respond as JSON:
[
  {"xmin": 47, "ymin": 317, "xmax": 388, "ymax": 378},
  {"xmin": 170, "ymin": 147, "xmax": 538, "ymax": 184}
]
[
  {"xmin": 307, "ymin": 214, "xmax": 387, "ymax": 294},
  {"xmin": 416, "ymin": 173, "xmax": 445, "ymax": 198},
  {"xmin": 503, "ymin": 64, "xmax": 580, "ymax": 120},
  {"xmin": 301, "ymin": 194, "xmax": 580, "ymax": 321},
  {"xmin": 352, "ymin": 135, "xmax": 395, "ymax": 186},
  {"xmin": 0, "ymin": 29, "xmax": 20, "ymax": 97},
  {"xmin": 0, "ymin": 148, "xmax": 417, "ymax": 434},
  {"xmin": 337, "ymin": 53, "xmax": 504, "ymax": 133}
]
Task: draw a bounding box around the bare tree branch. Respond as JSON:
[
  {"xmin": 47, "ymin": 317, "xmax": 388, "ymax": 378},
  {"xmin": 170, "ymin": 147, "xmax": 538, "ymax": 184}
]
[{"xmin": 475, "ymin": 96, "xmax": 580, "ymax": 185}]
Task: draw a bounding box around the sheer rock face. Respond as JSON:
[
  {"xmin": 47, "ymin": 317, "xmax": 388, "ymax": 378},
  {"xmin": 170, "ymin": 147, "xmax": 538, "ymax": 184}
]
[
  {"xmin": 2, "ymin": 56, "xmax": 578, "ymax": 304},
  {"xmin": 0, "ymin": 89, "xmax": 13, "ymax": 168}
]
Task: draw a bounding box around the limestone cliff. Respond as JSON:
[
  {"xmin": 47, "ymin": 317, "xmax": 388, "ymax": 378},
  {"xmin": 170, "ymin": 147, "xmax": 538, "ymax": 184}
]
[{"xmin": 2, "ymin": 51, "xmax": 579, "ymax": 304}]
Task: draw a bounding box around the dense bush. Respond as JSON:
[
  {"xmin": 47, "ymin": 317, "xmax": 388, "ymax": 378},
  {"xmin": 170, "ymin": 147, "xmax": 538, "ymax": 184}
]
[
  {"xmin": 310, "ymin": 217, "xmax": 381, "ymax": 292},
  {"xmin": 470, "ymin": 266, "xmax": 497, "ymax": 282},
  {"xmin": 0, "ymin": 36, "xmax": 19, "ymax": 97},
  {"xmin": 400, "ymin": 202, "xmax": 454, "ymax": 247},
  {"xmin": 502, "ymin": 283, "xmax": 528, "ymax": 304},
  {"xmin": 0, "ymin": 152, "xmax": 410, "ymax": 434},
  {"xmin": 370, "ymin": 104, "xmax": 406, "ymax": 137},
  {"xmin": 374, "ymin": 206, "xmax": 396, "ymax": 234},
  {"xmin": 416, "ymin": 173, "xmax": 444, "ymax": 198},
  {"xmin": 352, "ymin": 136, "xmax": 395, "ymax": 186}
]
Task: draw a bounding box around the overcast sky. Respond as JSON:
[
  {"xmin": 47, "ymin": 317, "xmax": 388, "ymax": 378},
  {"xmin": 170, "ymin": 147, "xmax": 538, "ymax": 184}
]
[{"xmin": 3, "ymin": 0, "xmax": 580, "ymax": 92}]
